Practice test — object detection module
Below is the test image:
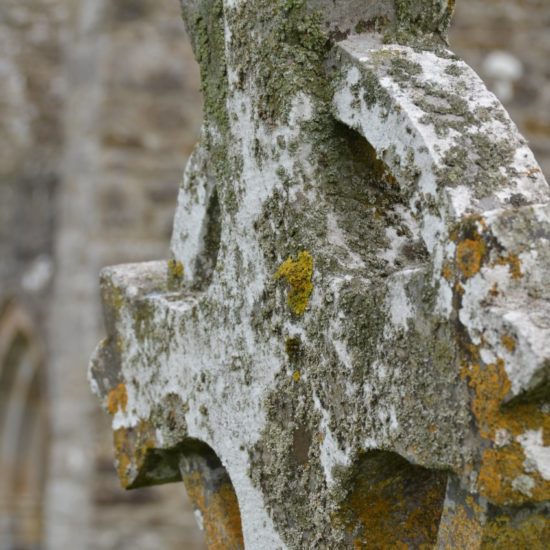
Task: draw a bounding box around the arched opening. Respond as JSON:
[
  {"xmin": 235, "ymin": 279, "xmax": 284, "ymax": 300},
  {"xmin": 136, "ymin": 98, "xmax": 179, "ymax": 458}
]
[
  {"xmin": 0, "ymin": 302, "xmax": 48, "ymax": 549},
  {"xmin": 336, "ymin": 450, "xmax": 448, "ymax": 549},
  {"xmin": 178, "ymin": 440, "xmax": 244, "ymax": 550}
]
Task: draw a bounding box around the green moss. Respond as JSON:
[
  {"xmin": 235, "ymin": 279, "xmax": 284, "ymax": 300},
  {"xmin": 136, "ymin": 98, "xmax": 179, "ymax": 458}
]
[
  {"xmin": 285, "ymin": 336, "xmax": 302, "ymax": 363},
  {"xmin": 445, "ymin": 63, "xmax": 464, "ymax": 77},
  {"xmin": 436, "ymin": 132, "xmax": 516, "ymax": 199},
  {"xmin": 227, "ymin": 0, "xmax": 330, "ymax": 123},
  {"xmin": 385, "ymin": 0, "xmax": 455, "ymax": 48},
  {"xmin": 388, "ymin": 55, "xmax": 423, "ymax": 80},
  {"xmin": 183, "ymin": 0, "xmax": 229, "ymax": 134}
]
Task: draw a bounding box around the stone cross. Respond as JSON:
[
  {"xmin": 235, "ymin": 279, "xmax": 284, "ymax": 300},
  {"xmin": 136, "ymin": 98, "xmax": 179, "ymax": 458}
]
[{"xmin": 90, "ymin": 1, "xmax": 550, "ymax": 547}]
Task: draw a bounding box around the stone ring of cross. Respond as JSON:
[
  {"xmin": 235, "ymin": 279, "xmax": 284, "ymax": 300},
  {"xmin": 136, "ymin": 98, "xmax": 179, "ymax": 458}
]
[{"xmin": 89, "ymin": 1, "xmax": 550, "ymax": 548}]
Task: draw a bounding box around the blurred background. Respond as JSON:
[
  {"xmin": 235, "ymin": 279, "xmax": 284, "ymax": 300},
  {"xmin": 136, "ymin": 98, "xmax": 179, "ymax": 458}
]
[{"xmin": 0, "ymin": 0, "xmax": 548, "ymax": 548}]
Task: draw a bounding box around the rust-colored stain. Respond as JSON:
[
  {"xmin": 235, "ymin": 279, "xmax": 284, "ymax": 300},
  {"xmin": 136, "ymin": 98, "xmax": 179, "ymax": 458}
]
[
  {"xmin": 107, "ymin": 383, "xmax": 128, "ymax": 414},
  {"xmin": 182, "ymin": 470, "xmax": 244, "ymax": 550},
  {"xmin": 275, "ymin": 251, "xmax": 314, "ymax": 316}
]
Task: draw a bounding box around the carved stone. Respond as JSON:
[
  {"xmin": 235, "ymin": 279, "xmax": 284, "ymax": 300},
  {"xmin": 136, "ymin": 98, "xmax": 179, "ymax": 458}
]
[{"xmin": 90, "ymin": 1, "xmax": 550, "ymax": 547}]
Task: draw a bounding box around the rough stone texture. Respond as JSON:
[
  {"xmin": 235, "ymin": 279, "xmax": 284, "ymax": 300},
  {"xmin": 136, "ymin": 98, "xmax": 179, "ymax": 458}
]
[
  {"xmin": 1, "ymin": 0, "xmax": 548, "ymax": 548},
  {"xmin": 90, "ymin": 1, "xmax": 550, "ymax": 548}
]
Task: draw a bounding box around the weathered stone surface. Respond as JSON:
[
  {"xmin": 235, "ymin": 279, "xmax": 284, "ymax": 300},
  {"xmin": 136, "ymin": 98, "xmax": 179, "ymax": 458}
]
[{"xmin": 90, "ymin": 1, "xmax": 550, "ymax": 547}]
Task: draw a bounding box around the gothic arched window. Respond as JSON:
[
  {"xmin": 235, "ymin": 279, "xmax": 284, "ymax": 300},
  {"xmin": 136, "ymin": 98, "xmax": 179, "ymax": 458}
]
[{"xmin": 0, "ymin": 302, "xmax": 48, "ymax": 549}]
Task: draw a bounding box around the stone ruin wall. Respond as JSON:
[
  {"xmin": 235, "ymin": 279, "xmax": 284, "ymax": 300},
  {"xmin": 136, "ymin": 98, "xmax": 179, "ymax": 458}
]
[
  {"xmin": 1, "ymin": 0, "xmax": 205, "ymax": 548},
  {"xmin": 0, "ymin": 0, "xmax": 548, "ymax": 548}
]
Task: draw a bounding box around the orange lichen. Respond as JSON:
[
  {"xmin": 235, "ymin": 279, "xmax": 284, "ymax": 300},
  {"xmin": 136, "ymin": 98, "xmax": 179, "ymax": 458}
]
[
  {"xmin": 182, "ymin": 470, "xmax": 244, "ymax": 550},
  {"xmin": 456, "ymin": 237, "xmax": 486, "ymax": 278},
  {"xmin": 441, "ymin": 261, "xmax": 453, "ymax": 281},
  {"xmin": 481, "ymin": 513, "xmax": 550, "ymax": 549},
  {"xmin": 113, "ymin": 421, "xmax": 156, "ymax": 489},
  {"xmin": 462, "ymin": 360, "xmax": 550, "ymax": 504},
  {"xmin": 495, "ymin": 253, "xmax": 523, "ymax": 280},
  {"xmin": 437, "ymin": 502, "xmax": 483, "ymax": 550},
  {"xmin": 275, "ymin": 251, "xmax": 314, "ymax": 316},
  {"xmin": 501, "ymin": 334, "xmax": 516, "ymax": 353},
  {"xmin": 107, "ymin": 383, "xmax": 128, "ymax": 414},
  {"xmin": 335, "ymin": 453, "xmax": 446, "ymax": 549}
]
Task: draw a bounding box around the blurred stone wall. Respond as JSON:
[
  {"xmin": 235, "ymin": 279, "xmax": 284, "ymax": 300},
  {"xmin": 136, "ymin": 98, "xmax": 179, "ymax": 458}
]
[
  {"xmin": 0, "ymin": 2, "xmax": 65, "ymax": 544},
  {"xmin": 1, "ymin": 0, "xmax": 205, "ymax": 548},
  {"xmin": 451, "ymin": 0, "xmax": 550, "ymax": 179},
  {"xmin": 46, "ymin": 0, "xmax": 205, "ymax": 548},
  {"xmin": 0, "ymin": 0, "xmax": 548, "ymax": 549},
  {"xmin": 0, "ymin": 0, "xmax": 64, "ymax": 333}
]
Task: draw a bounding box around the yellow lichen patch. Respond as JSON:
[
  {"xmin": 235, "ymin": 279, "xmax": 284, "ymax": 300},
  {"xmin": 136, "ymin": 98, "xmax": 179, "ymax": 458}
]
[
  {"xmin": 274, "ymin": 251, "xmax": 314, "ymax": 316},
  {"xmin": 292, "ymin": 370, "xmax": 301, "ymax": 382},
  {"xmin": 480, "ymin": 513, "xmax": 550, "ymax": 549},
  {"xmin": 106, "ymin": 383, "xmax": 128, "ymax": 415},
  {"xmin": 115, "ymin": 451, "xmax": 131, "ymax": 489},
  {"xmin": 495, "ymin": 253, "xmax": 523, "ymax": 280},
  {"xmin": 182, "ymin": 470, "xmax": 244, "ymax": 550},
  {"xmin": 462, "ymin": 360, "xmax": 550, "ymax": 504},
  {"xmin": 501, "ymin": 334, "xmax": 516, "ymax": 353},
  {"xmin": 113, "ymin": 421, "xmax": 156, "ymax": 489},
  {"xmin": 456, "ymin": 237, "xmax": 486, "ymax": 279},
  {"xmin": 167, "ymin": 258, "xmax": 184, "ymax": 280}
]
